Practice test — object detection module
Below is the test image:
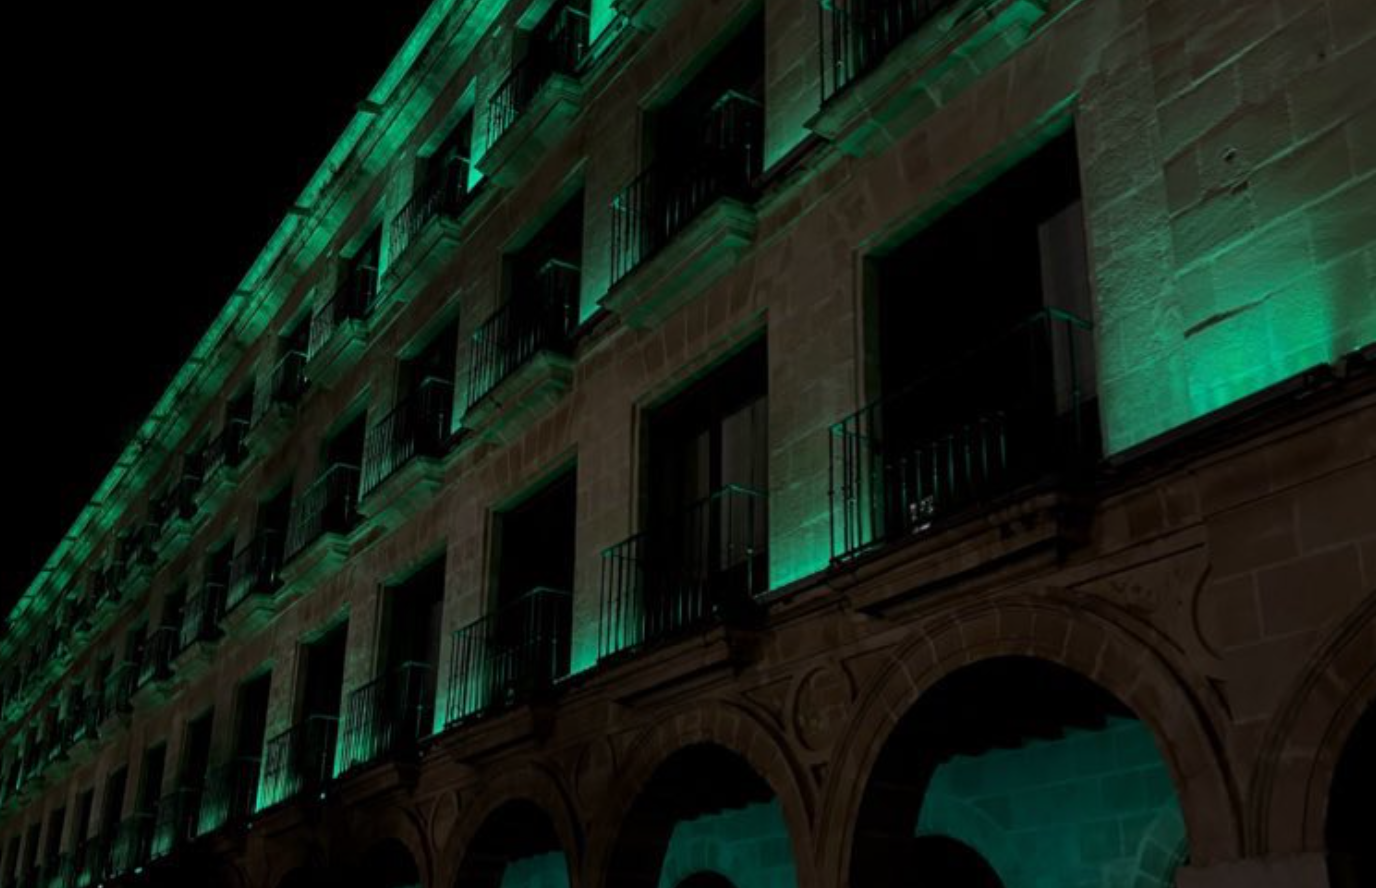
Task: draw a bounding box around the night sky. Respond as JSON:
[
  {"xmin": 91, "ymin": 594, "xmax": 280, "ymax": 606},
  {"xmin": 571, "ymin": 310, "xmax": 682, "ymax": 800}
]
[{"xmin": 4, "ymin": 1, "xmax": 435, "ymax": 623}]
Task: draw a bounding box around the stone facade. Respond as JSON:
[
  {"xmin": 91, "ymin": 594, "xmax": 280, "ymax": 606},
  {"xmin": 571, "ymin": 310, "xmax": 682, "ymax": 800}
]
[{"xmin": 1, "ymin": 1, "xmax": 1372, "ymax": 888}]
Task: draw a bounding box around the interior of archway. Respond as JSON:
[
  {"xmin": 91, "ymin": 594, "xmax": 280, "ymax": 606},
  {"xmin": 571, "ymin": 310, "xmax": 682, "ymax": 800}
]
[
  {"xmin": 355, "ymin": 838, "xmax": 423, "ymax": 888},
  {"xmin": 853, "ymin": 657, "xmax": 1187, "ymax": 888},
  {"xmin": 455, "ymin": 800, "xmax": 571, "ymax": 888},
  {"xmin": 609, "ymin": 744, "xmax": 798, "ymax": 888},
  {"xmin": 1326, "ymin": 698, "xmax": 1374, "ymax": 888}
]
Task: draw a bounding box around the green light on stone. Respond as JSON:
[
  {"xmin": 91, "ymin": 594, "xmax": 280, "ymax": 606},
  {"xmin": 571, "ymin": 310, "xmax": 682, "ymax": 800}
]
[
  {"xmin": 658, "ymin": 800, "xmax": 798, "ymax": 888},
  {"xmin": 589, "ymin": 0, "xmax": 616, "ymax": 47},
  {"xmin": 498, "ymin": 852, "xmax": 570, "ymax": 888},
  {"xmin": 915, "ymin": 718, "xmax": 1186, "ymax": 888}
]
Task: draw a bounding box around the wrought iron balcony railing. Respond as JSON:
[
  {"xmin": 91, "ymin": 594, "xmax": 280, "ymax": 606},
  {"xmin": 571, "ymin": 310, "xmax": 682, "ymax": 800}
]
[
  {"xmin": 447, "ymin": 587, "xmax": 572, "ymax": 724},
  {"xmin": 226, "ymin": 530, "xmax": 285, "ymax": 614},
  {"xmin": 269, "ymin": 349, "xmax": 309, "ymax": 409},
  {"xmin": 487, "ymin": 6, "xmax": 589, "ymax": 148},
  {"xmin": 284, "ymin": 463, "xmax": 361, "ymax": 560},
  {"xmin": 338, "ymin": 662, "xmax": 434, "ymax": 772},
  {"xmin": 150, "ymin": 787, "xmax": 201, "ymax": 860},
  {"xmin": 609, "ymin": 90, "xmax": 763, "ymax": 286},
  {"xmin": 179, "ymin": 581, "xmax": 226, "ymax": 651},
  {"xmin": 196, "ymin": 757, "xmax": 260, "ymax": 837},
  {"xmin": 600, "ymin": 484, "xmax": 768, "ymax": 660},
  {"xmin": 108, "ymin": 811, "xmax": 156, "ymax": 879},
  {"xmin": 136, "ymin": 627, "xmax": 177, "ymax": 689},
  {"xmin": 258, "ymin": 716, "xmax": 339, "ymax": 810},
  {"xmin": 200, "ymin": 417, "xmax": 250, "ymax": 481},
  {"xmin": 829, "ymin": 309, "xmax": 1097, "ymax": 561},
  {"xmin": 466, "ymin": 260, "xmax": 579, "ymax": 412},
  {"xmin": 360, "ymin": 378, "xmax": 454, "ymax": 497},
  {"xmin": 818, "ymin": 0, "xmax": 959, "ymax": 101},
  {"xmin": 391, "ymin": 165, "xmax": 475, "ymax": 262},
  {"xmin": 101, "ymin": 663, "xmax": 135, "ymax": 720},
  {"xmin": 308, "ymin": 265, "xmax": 379, "ymax": 360}
]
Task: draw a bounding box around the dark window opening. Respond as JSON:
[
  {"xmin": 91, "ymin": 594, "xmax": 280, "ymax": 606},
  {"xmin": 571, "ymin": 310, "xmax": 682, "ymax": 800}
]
[
  {"xmin": 601, "ymin": 342, "xmax": 768, "ymax": 659},
  {"xmin": 394, "ymin": 110, "xmax": 479, "ymax": 262},
  {"xmin": 361, "ymin": 320, "xmax": 459, "ymax": 497},
  {"xmin": 467, "ymin": 192, "xmax": 584, "ymax": 411},
  {"xmin": 287, "ymin": 414, "xmax": 367, "ymax": 560},
  {"xmin": 488, "ymin": 0, "xmax": 591, "ymax": 146},
  {"xmin": 228, "ymin": 485, "xmax": 292, "ymax": 610},
  {"xmin": 818, "ymin": 0, "xmax": 962, "ymax": 101},
  {"xmin": 610, "ymin": 13, "xmax": 765, "ymax": 285},
  {"xmin": 832, "ymin": 128, "xmax": 1098, "ymax": 560}
]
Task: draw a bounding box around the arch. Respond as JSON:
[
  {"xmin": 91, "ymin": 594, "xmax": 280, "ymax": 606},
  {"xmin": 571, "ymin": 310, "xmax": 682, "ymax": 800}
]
[
  {"xmin": 588, "ymin": 701, "xmax": 815, "ymax": 888},
  {"xmin": 603, "ymin": 743, "xmax": 796, "ymax": 888},
  {"xmin": 817, "ymin": 597, "xmax": 1241, "ymax": 885},
  {"xmin": 1247, "ymin": 596, "xmax": 1375, "ymax": 857},
  {"xmin": 339, "ymin": 805, "xmax": 434, "ymax": 888},
  {"xmin": 435, "ymin": 763, "xmax": 583, "ymax": 888},
  {"xmin": 349, "ymin": 837, "xmax": 424, "ymax": 888},
  {"xmin": 1325, "ymin": 698, "xmax": 1375, "ymax": 887},
  {"xmin": 675, "ymin": 873, "xmax": 737, "ymax": 888},
  {"xmin": 906, "ymin": 836, "xmax": 1005, "ymax": 888}
]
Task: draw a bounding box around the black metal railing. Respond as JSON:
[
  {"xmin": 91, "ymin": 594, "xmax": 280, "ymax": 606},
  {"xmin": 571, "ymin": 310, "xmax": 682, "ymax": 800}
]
[
  {"xmin": 200, "ymin": 418, "xmax": 250, "ymax": 481},
  {"xmin": 179, "ymin": 581, "xmax": 226, "ymax": 651},
  {"xmin": 360, "ymin": 378, "xmax": 454, "ymax": 497},
  {"xmin": 226, "ymin": 530, "xmax": 285, "ymax": 614},
  {"xmin": 338, "ymin": 662, "xmax": 434, "ymax": 772},
  {"xmin": 150, "ymin": 787, "xmax": 201, "ymax": 860},
  {"xmin": 391, "ymin": 165, "xmax": 474, "ymax": 262},
  {"xmin": 487, "ymin": 6, "xmax": 590, "ymax": 148},
  {"xmin": 74, "ymin": 837, "xmax": 107, "ymax": 888},
  {"xmin": 136, "ymin": 627, "xmax": 177, "ymax": 688},
  {"xmin": 600, "ymin": 484, "xmax": 768, "ymax": 660},
  {"xmin": 447, "ymin": 587, "xmax": 572, "ymax": 723},
  {"xmin": 308, "ymin": 266, "xmax": 379, "ymax": 360},
  {"xmin": 101, "ymin": 663, "xmax": 135, "ymax": 720},
  {"xmin": 285, "ymin": 464, "xmax": 361, "ymax": 560},
  {"xmin": 818, "ymin": 0, "xmax": 959, "ymax": 102},
  {"xmin": 154, "ymin": 460, "xmax": 202, "ymax": 535},
  {"xmin": 256, "ymin": 349, "xmax": 308, "ymax": 420},
  {"xmin": 196, "ymin": 757, "xmax": 260, "ymax": 836},
  {"xmin": 258, "ymin": 716, "xmax": 339, "ymax": 810},
  {"xmin": 465, "ymin": 260, "xmax": 580, "ymax": 411},
  {"xmin": 830, "ymin": 309, "xmax": 1097, "ymax": 561},
  {"xmin": 108, "ymin": 811, "xmax": 155, "ymax": 879},
  {"xmin": 609, "ymin": 91, "xmax": 763, "ymax": 285}
]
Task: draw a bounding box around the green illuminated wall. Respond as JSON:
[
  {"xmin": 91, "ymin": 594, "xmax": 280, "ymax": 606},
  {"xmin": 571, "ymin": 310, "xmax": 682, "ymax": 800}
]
[
  {"xmin": 657, "ymin": 800, "xmax": 797, "ymax": 888},
  {"xmin": 915, "ymin": 717, "xmax": 1186, "ymax": 888},
  {"xmin": 498, "ymin": 852, "xmax": 570, "ymax": 888}
]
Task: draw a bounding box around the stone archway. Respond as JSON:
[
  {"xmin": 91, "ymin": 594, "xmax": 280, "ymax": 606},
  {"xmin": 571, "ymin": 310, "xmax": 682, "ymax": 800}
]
[
  {"xmin": 587, "ymin": 701, "xmax": 816, "ymax": 888},
  {"xmin": 817, "ymin": 597, "xmax": 1241, "ymax": 885},
  {"xmin": 447, "ymin": 798, "xmax": 572, "ymax": 888},
  {"xmin": 602, "ymin": 743, "xmax": 797, "ymax": 888},
  {"xmin": 1325, "ymin": 699, "xmax": 1374, "ymax": 887}
]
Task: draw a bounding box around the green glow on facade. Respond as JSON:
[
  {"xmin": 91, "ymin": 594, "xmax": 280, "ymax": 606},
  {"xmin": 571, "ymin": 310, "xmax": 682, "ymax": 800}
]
[
  {"xmin": 498, "ymin": 852, "xmax": 570, "ymax": 888},
  {"xmin": 915, "ymin": 718, "xmax": 1186, "ymax": 888},
  {"xmin": 658, "ymin": 800, "xmax": 798, "ymax": 888}
]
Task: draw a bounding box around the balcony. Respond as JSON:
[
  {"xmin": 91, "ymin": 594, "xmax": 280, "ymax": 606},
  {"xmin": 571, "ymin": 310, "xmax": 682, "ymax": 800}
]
[
  {"xmin": 178, "ymin": 581, "xmax": 226, "ymax": 655},
  {"xmin": 478, "ymin": 7, "xmax": 589, "ymax": 187},
  {"xmin": 604, "ymin": 92, "xmax": 762, "ymax": 328},
  {"xmin": 280, "ymin": 464, "xmax": 361, "ymax": 590},
  {"xmin": 812, "ymin": 0, "xmax": 1048, "ymax": 155},
  {"xmin": 150, "ymin": 787, "xmax": 201, "ymax": 861},
  {"xmin": 250, "ymin": 349, "xmax": 308, "ymax": 448},
  {"xmin": 599, "ymin": 485, "xmax": 767, "ymax": 660},
  {"xmin": 447, "ymin": 587, "xmax": 571, "ymax": 724},
  {"xmin": 196, "ymin": 757, "xmax": 259, "ymax": 837},
  {"xmin": 224, "ymin": 531, "xmax": 285, "ymax": 628},
  {"xmin": 133, "ymin": 627, "xmax": 177, "ymax": 701},
  {"xmin": 462, "ymin": 261, "xmax": 578, "ymax": 441},
  {"xmin": 384, "ymin": 170, "xmax": 477, "ymax": 312},
  {"xmin": 338, "ymin": 663, "xmax": 434, "ymax": 773},
  {"xmin": 197, "ymin": 417, "xmax": 250, "ymax": 509},
  {"xmin": 358, "ymin": 379, "xmax": 454, "ymax": 521},
  {"xmin": 152, "ymin": 463, "xmax": 202, "ymax": 552},
  {"xmin": 258, "ymin": 716, "xmax": 339, "ymax": 810},
  {"xmin": 100, "ymin": 663, "xmax": 135, "ymax": 725},
  {"xmin": 108, "ymin": 811, "xmax": 156, "ymax": 879},
  {"xmin": 829, "ymin": 310, "xmax": 1097, "ymax": 562},
  {"xmin": 307, "ymin": 267, "xmax": 379, "ymax": 387}
]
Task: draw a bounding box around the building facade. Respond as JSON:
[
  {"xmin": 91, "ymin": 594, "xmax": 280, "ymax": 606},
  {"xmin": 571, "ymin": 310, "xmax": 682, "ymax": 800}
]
[{"xmin": 1, "ymin": 1, "xmax": 1373, "ymax": 887}]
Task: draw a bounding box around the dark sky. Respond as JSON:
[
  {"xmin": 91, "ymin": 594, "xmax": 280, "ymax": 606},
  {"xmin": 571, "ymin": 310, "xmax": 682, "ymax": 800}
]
[{"xmin": 3, "ymin": 1, "xmax": 435, "ymax": 622}]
